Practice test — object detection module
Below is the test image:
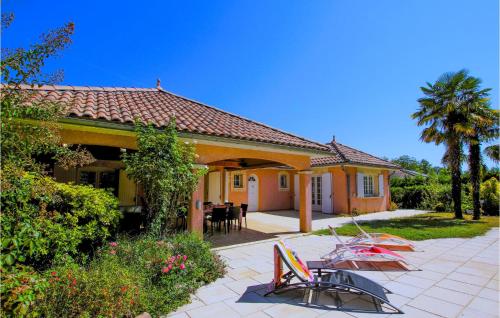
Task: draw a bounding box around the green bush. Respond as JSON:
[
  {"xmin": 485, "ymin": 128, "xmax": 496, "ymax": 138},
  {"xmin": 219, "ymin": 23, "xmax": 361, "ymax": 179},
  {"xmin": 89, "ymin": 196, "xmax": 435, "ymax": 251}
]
[
  {"xmin": 0, "ymin": 167, "xmax": 121, "ymax": 270},
  {"xmin": 481, "ymin": 178, "xmax": 499, "ymax": 216},
  {"xmin": 390, "ymin": 176, "xmax": 454, "ymax": 211},
  {"xmin": 37, "ymin": 234, "xmax": 225, "ymax": 317}
]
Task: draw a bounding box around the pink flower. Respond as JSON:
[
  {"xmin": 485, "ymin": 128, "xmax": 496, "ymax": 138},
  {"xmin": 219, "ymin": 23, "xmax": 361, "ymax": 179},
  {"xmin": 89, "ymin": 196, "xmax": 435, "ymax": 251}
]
[
  {"xmin": 169, "ymin": 256, "xmax": 176, "ymax": 263},
  {"xmin": 180, "ymin": 263, "xmax": 186, "ymax": 270},
  {"xmin": 109, "ymin": 242, "xmax": 118, "ymax": 247},
  {"xmin": 161, "ymin": 267, "xmax": 170, "ymax": 273},
  {"xmin": 110, "ymin": 250, "xmax": 116, "ymax": 255},
  {"xmin": 183, "ymin": 255, "xmax": 188, "ymax": 261},
  {"xmin": 176, "ymin": 255, "xmax": 181, "ymax": 260},
  {"xmin": 168, "ymin": 264, "xmax": 173, "ymax": 270}
]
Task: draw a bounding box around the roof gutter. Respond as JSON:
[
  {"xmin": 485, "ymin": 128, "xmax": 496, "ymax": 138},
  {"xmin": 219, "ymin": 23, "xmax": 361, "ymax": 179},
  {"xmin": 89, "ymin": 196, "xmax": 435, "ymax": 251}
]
[
  {"xmin": 311, "ymin": 162, "xmax": 400, "ymax": 171},
  {"xmin": 60, "ymin": 117, "xmax": 332, "ymax": 157}
]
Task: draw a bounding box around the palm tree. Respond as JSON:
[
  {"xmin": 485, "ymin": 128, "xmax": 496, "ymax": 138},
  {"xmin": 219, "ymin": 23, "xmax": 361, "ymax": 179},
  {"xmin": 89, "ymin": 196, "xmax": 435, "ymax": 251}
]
[
  {"xmin": 484, "ymin": 145, "xmax": 499, "ymax": 163},
  {"xmin": 464, "ymin": 99, "xmax": 498, "ymax": 220},
  {"xmin": 412, "ymin": 70, "xmax": 478, "ymax": 219}
]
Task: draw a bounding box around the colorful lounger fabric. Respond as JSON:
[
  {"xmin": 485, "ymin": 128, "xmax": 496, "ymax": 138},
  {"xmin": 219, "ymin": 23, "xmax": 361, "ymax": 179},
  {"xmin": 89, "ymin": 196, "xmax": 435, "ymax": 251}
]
[{"xmin": 322, "ymin": 226, "xmax": 415, "ymax": 271}]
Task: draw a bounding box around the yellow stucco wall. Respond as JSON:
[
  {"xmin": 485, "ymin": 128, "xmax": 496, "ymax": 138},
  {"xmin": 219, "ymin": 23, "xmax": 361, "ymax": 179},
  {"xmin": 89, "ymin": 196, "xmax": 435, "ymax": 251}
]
[{"xmin": 225, "ymin": 169, "xmax": 294, "ymax": 211}]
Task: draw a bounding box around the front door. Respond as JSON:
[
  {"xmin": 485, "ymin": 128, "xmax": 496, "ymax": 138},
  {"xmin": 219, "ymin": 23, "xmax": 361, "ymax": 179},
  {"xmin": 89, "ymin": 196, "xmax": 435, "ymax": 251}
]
[
  {"xmin": 248, "ymin": 174, "xmax": 259, "ymax": 211},
  {"xmin": 208, "ymin": 171, "xmax": 221, "ymax": 204},
  {"xmin": 311, "ymin": 175, "xmax": 322, "ymax": 211}
]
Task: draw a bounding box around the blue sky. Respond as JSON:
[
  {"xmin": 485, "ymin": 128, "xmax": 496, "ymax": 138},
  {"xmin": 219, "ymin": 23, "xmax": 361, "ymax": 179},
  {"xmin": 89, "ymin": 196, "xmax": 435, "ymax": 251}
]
[{"xmin": 4, "ymin": 0, "xmax": 499, "ymax": 167}]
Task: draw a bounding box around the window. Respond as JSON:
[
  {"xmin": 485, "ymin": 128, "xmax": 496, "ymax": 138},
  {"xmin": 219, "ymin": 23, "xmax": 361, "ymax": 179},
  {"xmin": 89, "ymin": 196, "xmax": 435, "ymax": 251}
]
[
  {"xmin": 78, "ymin": 169, "xmax": 119, "ymax": 196},
  {"xmin": 233, "ymin": 174, "xmax": 243, "ymax": 189},
  {"xmin": 363, "ymin": 175, "xmax": 374, "ymax": 197},
  {"xmin": 278, "ymin": 173, "xmax": 289, "ymax": 190}
]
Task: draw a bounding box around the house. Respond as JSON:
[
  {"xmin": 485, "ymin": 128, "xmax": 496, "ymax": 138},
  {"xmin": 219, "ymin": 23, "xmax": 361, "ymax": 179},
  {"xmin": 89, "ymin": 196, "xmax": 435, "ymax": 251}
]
[
  {"xmin": 20, "ymin": 84, "xmax": 399, "ymax": 235},
  {"xmin": 391, "ymin": 169, "xmax": 429, "ymax": 179}
]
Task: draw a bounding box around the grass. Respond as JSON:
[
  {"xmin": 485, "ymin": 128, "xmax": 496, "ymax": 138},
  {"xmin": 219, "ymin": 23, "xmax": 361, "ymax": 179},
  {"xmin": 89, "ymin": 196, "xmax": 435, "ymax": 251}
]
[{"xmin": 313, "ymin": 212, "xmax": 499, "ymax": 240}]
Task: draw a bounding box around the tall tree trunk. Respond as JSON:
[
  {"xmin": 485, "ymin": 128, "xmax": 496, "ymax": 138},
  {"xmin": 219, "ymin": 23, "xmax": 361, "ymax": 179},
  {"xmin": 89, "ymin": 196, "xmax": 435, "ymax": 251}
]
[
  {"xmin": 449, "ymin": 138, "xmax": 463, "ymax": 219},
  {"xmin": 469, "ymin": 136, "xmax": 481, "ymax": 220}
]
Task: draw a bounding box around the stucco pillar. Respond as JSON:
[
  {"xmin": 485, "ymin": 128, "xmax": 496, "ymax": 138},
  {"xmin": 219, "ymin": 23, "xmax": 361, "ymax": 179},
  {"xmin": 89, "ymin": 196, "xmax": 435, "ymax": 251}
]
[
  {"xmin": 299, "ymin": 170, "xmax": 312, "ymax": 233},
  {"xmin": 188, "ymin": 165, "xmax": 207, "ymax": 237}
]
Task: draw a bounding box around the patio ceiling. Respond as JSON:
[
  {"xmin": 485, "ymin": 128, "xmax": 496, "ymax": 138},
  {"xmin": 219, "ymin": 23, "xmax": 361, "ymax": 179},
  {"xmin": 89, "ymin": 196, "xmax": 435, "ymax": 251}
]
[{"xmin": 208, "ymin": 158, "xmax": 294, "ymax": 170}]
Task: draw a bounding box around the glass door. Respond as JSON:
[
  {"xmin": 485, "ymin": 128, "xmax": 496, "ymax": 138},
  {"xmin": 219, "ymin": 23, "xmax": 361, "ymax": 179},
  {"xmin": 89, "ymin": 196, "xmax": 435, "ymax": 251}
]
[{"xmin": 311, "ymin": 175, "xmax": 322, "ymax": 211}]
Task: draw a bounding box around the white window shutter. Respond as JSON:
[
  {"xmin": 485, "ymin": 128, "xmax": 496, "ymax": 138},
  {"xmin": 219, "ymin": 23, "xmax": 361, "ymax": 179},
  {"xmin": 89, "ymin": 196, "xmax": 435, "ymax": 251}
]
[
  {"xmin": 379, "ymin": 174, "xmax": 384, "ymax": 197},
  {"xmin": 357, "ymin": 173, "xmax": 364, "ymax": 198}
]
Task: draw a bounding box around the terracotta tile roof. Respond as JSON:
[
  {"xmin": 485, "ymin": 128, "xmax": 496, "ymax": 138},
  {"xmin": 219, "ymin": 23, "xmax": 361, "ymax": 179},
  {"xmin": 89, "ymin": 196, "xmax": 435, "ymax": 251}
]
[
  {"xmin": 311, "ymin": 141, "xmax": 400, "ymax": 169},
  {"xmin": 16, "ymin": 85, "xmax": 329, "ymax": 152}
]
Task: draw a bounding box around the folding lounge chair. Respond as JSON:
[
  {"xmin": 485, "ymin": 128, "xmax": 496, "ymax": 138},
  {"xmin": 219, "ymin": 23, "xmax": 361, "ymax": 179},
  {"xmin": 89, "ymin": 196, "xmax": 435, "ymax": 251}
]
[
  {"xmin": 347, "ymin": 215, "xmax": 416, "ymax": 251},
  {"xmin": 266, "ymin": 240, "xmax": 403, "ymax": 314},
  {"xmin": 322, "ymin": 226, "xmax": 412, "ymax": 271}
]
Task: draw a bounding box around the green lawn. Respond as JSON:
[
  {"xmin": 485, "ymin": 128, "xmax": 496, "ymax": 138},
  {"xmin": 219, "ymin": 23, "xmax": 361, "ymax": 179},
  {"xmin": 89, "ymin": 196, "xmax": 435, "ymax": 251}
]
[{"xmin": 313, "ymin": 212, "xmax": 499, "ymax": 240}]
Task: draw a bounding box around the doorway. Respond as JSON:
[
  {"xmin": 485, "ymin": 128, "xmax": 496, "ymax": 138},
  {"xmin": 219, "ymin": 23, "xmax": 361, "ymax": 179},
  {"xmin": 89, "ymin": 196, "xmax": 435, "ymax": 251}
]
[
  {"xmin": 247, "ymin": 174, "xmax": 259, "ymax": 211},
  {"xmin": 311, "ymin": 175, "xmax": 322, "ymax": 211},
  {"xmin": 208, "ymin": 171, "xmax": 221, "ymax": 204}
]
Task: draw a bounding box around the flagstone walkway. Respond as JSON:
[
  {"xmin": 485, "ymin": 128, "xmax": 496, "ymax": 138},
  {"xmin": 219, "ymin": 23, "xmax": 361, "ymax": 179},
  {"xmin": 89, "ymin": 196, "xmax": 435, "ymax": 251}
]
[{"xmin": 170, "ymin": 228, "xmax": 499, "ymax": 318}]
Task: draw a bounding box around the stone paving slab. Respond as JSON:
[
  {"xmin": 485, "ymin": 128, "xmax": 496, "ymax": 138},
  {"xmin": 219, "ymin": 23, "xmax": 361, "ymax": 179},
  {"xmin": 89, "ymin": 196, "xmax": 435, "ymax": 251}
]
[{"xmin": 169, "ymin": 227, "xmax": 499, "ymax": 318}]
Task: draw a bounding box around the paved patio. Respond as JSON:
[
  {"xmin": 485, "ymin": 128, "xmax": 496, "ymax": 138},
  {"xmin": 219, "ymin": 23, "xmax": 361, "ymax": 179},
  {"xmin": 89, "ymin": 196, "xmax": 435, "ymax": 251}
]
[
  {"xmin": 172, "ymin": 227, "xmax": 499, "ymax": 318},
  {"xmin": 207, "ymin": 209, "xmax": 427, "ymax": 248}
]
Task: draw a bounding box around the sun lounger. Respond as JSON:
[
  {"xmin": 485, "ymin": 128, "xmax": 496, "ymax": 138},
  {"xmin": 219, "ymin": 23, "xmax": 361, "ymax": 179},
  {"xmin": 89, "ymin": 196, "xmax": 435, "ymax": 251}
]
[
  {"xmin": 347, "ymin": 215, "xmax": 417, "ymax": 251},
  {"xmin": 322, "ymin": 226, "xmax": 413, "ymax": 271},
  {"xmin": 266, "ymin": 240, "xmax": 404, "ymax": 314}
]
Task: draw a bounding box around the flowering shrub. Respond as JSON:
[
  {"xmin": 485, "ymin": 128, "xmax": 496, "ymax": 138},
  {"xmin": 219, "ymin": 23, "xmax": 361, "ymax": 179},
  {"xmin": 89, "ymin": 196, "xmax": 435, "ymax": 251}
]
[
  {"xmin": 39, "ymin": 261, "xmax": 141, "ymax": 317},
  {"xmin": 0, "ymin": 265, "xmax": 48, "ymax": 317},
  {"xmin": 36, "ymin": 233, "xmax": 225, "ymax": 317},
  {"xmin": 161, "ymin": 253, "xmax": 188, "ymax": 274}
]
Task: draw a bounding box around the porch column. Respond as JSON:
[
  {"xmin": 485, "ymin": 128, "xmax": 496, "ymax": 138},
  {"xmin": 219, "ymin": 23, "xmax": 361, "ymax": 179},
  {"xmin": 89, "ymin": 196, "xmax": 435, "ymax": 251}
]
[
  {"xmin": 188, "ymin": 165, "xmax": 207, "ymax": 237},
  {"xmin": 299, "ymin": 170, "xmax": 312, "ymax": 233}
]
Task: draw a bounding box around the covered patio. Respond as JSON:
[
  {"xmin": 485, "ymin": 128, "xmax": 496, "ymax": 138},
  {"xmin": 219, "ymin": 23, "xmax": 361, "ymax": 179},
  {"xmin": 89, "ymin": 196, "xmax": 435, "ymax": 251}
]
[
  {"xmin": 206, "ymin": 209, "xmax": 427, "ymax": 248},
  {"xmin": 188, "ymin": 143, "xmax": 319, "ymax": 237}
]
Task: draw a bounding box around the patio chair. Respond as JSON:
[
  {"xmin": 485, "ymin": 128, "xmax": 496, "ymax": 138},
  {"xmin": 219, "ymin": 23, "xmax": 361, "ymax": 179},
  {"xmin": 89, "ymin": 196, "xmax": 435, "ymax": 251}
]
[
  {"xmin": 208, "ymin": 207, "xmax": 228, "ymax": 235},
  {"xmin": 240, "ymin": 203, "xmax": 248, "ymax": 228},
  {"xmin": 266, "ymin": 240, "xmax": 403, "ymax": 314},
  {"xmin": 348, "ymin": 214, "xmax": 416, "ymax": 251},
  {"xmin": 227, "ymin": 206, "xmax": 241, "ymax": 231},
  {"xmin": 321, "ymin": 226, "xmax": 413, "ymax": 271}
]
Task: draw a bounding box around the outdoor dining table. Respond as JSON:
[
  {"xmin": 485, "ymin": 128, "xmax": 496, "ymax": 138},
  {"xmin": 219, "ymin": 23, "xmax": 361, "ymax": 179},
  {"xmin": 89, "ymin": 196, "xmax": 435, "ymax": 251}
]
[{"xmin": 203, "ymin": 205, "xmax": 243, "ymax": 232}]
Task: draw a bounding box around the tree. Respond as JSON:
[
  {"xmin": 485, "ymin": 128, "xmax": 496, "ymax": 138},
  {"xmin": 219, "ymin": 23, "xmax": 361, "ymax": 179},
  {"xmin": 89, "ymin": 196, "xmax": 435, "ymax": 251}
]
[
  {"xmin": 463, "ymin": 94, "xmax": 498, "ymax": 220},
  {"xmin": 0, "ymin": 13, "xmax": 117, "ymax": 317},
  {"xmin": 412, "ymin": 70, "xmax": 478, "ymax": 219},
  {"xmin": 122, "ymin": 120, "xmax": 207, "ymax": 237},
  {"xmin": 484, "ymin": 145, "xmax": 499, "ymax": 163},
  {"xmin": 1, "ymin": 13, "xmax": 93, "ymax": 172}
]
